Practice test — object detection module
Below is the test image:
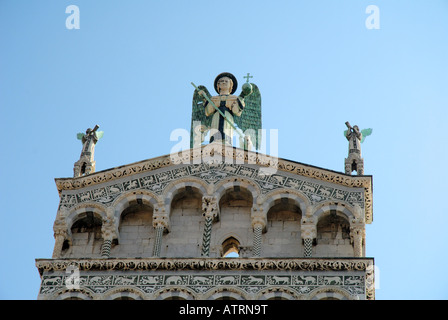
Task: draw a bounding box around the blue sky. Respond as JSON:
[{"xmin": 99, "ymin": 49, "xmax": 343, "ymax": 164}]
[{"xmin": 1, "ymin": 0, "xmax": 447, "ymax": 299}]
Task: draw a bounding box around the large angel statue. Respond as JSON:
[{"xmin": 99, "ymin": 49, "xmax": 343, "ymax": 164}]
[
  {"xmin": 73, "ymin": 125, "xmax": 104, "ymax": 177},
  {"xmin": 190, "ymin": 72, "xmax": 262, "ymax": 151}
]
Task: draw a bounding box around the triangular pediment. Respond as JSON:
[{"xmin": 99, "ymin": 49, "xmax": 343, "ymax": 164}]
[{"xmin": 55, "ymin": 143, "xmax": 373, "ymax": 223}]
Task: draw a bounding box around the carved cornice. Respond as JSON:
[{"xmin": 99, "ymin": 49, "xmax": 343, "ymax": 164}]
[
  {"xmin": 56, "ymin": 145, "xmax": 372, "ymax": 192},
  {"xmin": 35, "ymin": 257, "xmax": 374, "ymax": 276}
]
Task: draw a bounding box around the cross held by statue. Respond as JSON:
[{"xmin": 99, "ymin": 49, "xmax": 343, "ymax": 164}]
[{"xmin": 244, "ymin": 73, "xmax": 253, "ymax": 83}]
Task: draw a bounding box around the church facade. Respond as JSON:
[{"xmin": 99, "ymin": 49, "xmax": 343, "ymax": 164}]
[{"xmin": 36, "ymin": 142, "xmax": 375, "ymax": 300}]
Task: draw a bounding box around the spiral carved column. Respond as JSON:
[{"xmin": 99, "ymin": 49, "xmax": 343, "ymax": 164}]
[
  {"xmin": 301, "ymin": 217, "xmax": 316, "ymax": 258},
  {"xmin": 152, "ymin": 205, "xmax": 170, "ymax": 257},
  {"xmin": 200, "ymin": 196, "xmax": 219, "ymax": 257},
  {"xmin": 251, "ymin": 206, "xmax": 266, "ymax": 258}
]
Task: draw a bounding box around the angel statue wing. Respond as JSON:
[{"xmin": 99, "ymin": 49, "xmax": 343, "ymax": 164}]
[
  {"xmin": 360, "ymin": 128, "xmax": 372, "ymax": 143},
  {"xmin": 343, "ymin": 127, "xmax": 373, "ymax": 143},
  {"xmin": 77, "ymin": 132, "xmax": 85, "ymax": 142},
  {"xmin": 234, "ymin": 83, "xmax": 262, "ymax": 150},
  {"xmin": 76, "ymin": 130, "xmax": 104, "ymax": 142},
  {"xmin": 190, "ymin": 85, "xmax": 213, "ymax": 148}
]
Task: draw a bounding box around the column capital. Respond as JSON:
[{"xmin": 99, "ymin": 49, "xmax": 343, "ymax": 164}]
[
  {"xmin": 101, "ymin": 217, "xmax": 118, "ymax": 241},
  {"xmin": 105, "ymin": 206, "xmax": 115, "ymax": 218},
  {"xmin": 350, "ymin": 225, "xmax": 365, "ymax": 240},
  {"xmin": 202, "ymin": 196, "xmax": 219, "ymax": 220},
  {"xmin": 53, "ymin": 216, "xmax": 69, "ymax": 239},
  {"xmin": 152, "ymin": 203, "xmax": 170, "ymax": 231},
  {"xmin": 351, "ymin": 203, "xmax": 365, "ymax": 225},
  {"xmin": 350, "ymin": 225, "xmax": 365, "ymax": 257},
  {"xmin": 301, "ymin": 217, "xmax": 317, "ymax": 240},
  {"xmin": 153, "ymin": 207, "xmax": 169, "ymax": 231},
  {"xmin": 52, "ymin": 217, "xmax": 69, "ymax": 259},
  {"xmin": 251, "ymin": 216, "xmax": 266, "ymax": 230},
  {"xmin": 251, "ymin": 205, "xmax": 266, "ymax": 231},
  {"xmin": 304, "ymin": 205, "xmax": 314, "ymax": 218}
]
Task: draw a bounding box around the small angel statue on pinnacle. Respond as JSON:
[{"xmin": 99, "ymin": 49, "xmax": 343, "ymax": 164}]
[
  {"xmin": 344, "ymin": 121, "xmax": 372, "ymax": 175},
  {"xmin": 73, "ymin": 125, "xmax": 104, "ymax": 177}
]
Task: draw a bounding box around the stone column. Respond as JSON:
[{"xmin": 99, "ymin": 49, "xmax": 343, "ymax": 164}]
[
  {"xmin": 152, "ymin": 223, "xmax": 164, "ymax": 257},
  {"xmin": 350, "ymin": 224, "xmax": 365, "ymax": 257},
  {"xmin": 345, "ymin": 156, "xmax": 364, "ymax": 175},
  {"xmin": 73, "ymin": 158, "xmax": 96, "ymax": 177},
  {"xmin": 350, "ymin": 204, "xmax": 366, "ymax": 257},
  {"xmin": 152, "ymin": 205, "xmax": 170, "ymax": 257},
  {"xmin": 200, "ymin": 196, "xmax": 219, "ymax": 257},
  {"xmin": 100, "ymin": 217, "xmax": 117, "ymax": 258},
  {"xmin": 52, "ymin": 228, "xmax": 68, "ymax": 258},
  {"xmin": 52, "ymin": 211, "xmax": 69, "ymax": 258},
  {"xmin": 301, "ymin": 217, "xmax": 316, "ymax": 257},
  {"xmin": 252, "ymin": 224, "xmax": 263, "ymax": 257},
  {"xmin": 251, "ymin": 206, "xmax": 266, "ymax": 257}
]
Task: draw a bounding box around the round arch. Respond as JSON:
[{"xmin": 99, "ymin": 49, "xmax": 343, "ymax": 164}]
[
  {"xmin": 214, "ymin": 177, "xmax": 261, "ymax": 206},
  {"xmin": 103, "ymin": 286, "xmax": 146, "ymax": 300},
  {"xmin": 312, "ymin": 201, "xmax": 356, "ymax": 223},
  {"xmin": 112, "ymin": 189, "xmax": 160, "ymax": 220},
  {"xmin": 66, "ymin": 202, "xmax": 108, "ymax": 230},
  {"xmin": 261, "ymin": 189, "xmax": 309, "ymax": 217},
  {"xmin": 153, "ymin": 287, "xmax": 196, "ymax": 300},
  {"xmin": 51, "ymin": 287, "xmax": 95, "ymax": 300},
  {"xmin": 204, "ymin": 287, "xmax": 247, "ymax": 300},
  {"xmin": 256, "ymin": 287, "xmax": 300, "ymax": 300},
  {"xmin": 162, "ymin": 177, "xmax": 209, "ymax": 207},
  {"xmin": 309, "ymin": 287, "xmax": 352, "ymax": 300}
]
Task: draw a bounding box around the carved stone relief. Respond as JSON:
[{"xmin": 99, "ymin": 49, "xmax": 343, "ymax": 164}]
[{"xmin": 36, "ymin": 258, "xmax": 374, "ymax": 300}]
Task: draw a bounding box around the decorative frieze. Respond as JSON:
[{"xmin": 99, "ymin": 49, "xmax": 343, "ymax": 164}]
[
  {"xmin": 39, "ymin": 271, "xmax": 368, "ymax": 299},
  {"xmin": 36, "ymin": 258, "xmax": 374, "ymax": 300},
  {"xmin": 36, "ymin": 258, "xmax": 374, "ymax": 274}
]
